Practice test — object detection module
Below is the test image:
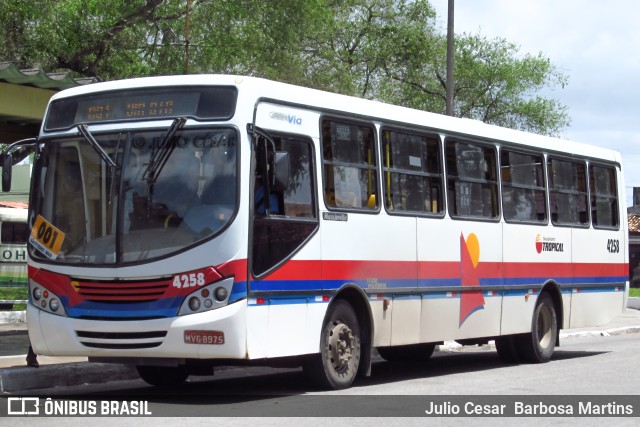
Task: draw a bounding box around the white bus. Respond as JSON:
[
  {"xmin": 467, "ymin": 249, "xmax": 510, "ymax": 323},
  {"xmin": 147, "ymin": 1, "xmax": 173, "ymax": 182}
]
[
  {"xmin": 0, "ymin": 206, "xmax": 28, "ymax": 288},
  {"xmin": 1, "ymin": 75, "xmax": 628, "ymax": 389}
]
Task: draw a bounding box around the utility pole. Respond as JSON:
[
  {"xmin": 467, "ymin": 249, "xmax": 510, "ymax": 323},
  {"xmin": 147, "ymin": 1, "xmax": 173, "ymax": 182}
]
[
  {"xmin": 185, "ymin": 0, "xmax": 191, "ymax": 74},
  {"xmin": 445, "ymin": 0, "xmax": 454, "ymax": 116}
]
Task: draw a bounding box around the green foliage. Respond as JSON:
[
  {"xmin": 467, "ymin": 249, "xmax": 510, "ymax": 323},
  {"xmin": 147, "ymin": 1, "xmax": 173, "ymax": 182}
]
[
  {"xmin": 0, "ymin": 0, "xmax": 570, "ymax": 136},
  {"xmin": 0, "ymin": 287, "xmax": 28, "ymax": 300},
  {"xmin": 0, "ymin": 286, "xmax": 28, "ymax": 311},
  {"xmin": 382, "ymin": 32, "xmax": 570, "ymax": 136}
]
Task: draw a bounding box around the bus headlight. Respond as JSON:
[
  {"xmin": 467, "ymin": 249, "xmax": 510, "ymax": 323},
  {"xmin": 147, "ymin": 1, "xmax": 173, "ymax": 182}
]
[
  {"xmin": 188, "ymin": 297, "xmax": 201, "ymax": 311},
  {"xmin": 178, "ymin": 277, "xmax": 234, "ymax": 316},
  {"xmin": 29, "ymin": 279, "xmax": 67, "ymax": 317},
  {"xmin": 214, "ymin": 286, "xmax": 228, "ymax": 302}
]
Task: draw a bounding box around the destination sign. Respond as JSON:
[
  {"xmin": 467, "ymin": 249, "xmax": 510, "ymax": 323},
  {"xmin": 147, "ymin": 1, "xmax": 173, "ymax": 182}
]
[
  {"xmin": 45, "ymin": 86, "xmax": 237, "ymax": 130},
  {"xmin": 76, "ymin": 92, "xmax": 200, "ymax": 122}
]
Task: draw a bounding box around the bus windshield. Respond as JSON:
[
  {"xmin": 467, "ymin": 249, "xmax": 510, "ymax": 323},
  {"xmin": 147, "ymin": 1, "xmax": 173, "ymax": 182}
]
[{"xmin": 30, "ymin": 127, "xmax": 238, "ymax": 264}]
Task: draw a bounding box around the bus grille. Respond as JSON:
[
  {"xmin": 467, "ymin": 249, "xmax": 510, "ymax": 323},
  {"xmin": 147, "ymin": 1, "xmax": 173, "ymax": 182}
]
[
  {"xmin": 76, "ymin": 330, "xmax": 167, "ymax": 349},
  {"xmin": 71, "ymin": 277, "xmax": 171, "ymax": 303}
]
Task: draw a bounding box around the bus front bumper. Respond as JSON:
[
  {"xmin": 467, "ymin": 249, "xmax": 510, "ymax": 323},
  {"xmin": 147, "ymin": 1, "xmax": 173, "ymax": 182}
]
[{"xmin": 27, "ymin": 300, "xmax": 248, "ymax": 360}]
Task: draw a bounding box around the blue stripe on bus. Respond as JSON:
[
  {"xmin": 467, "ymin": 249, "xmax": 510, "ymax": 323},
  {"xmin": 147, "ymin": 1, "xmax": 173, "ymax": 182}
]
[
  {"xmin": 245, "ymin": 287, "xmax": 623, "ymax": 306},
  {"xmin": 63, "ymin": 276, "xmax": 624, "ymax": 317},
  {"xmin": 249, "ymin": 275, "xmax": 626, "ymax": 293}
]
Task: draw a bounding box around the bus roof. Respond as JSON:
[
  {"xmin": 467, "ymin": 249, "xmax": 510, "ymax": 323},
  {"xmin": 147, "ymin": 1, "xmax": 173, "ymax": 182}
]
[{"xmin": 46, "ymin": 74, "xmax": 621, "ymax": 165}]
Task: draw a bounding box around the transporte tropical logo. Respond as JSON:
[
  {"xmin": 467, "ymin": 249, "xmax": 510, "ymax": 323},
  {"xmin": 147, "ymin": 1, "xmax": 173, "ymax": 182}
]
[{"xmin": 535, "ymin": 233, "xmax": 564, "ymax": 253}]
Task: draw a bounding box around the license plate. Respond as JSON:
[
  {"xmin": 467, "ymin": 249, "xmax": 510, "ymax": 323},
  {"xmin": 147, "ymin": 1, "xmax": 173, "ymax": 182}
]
[{"xmin": 184, "ymin": 330, "xmax": 225, "ymax": 345}]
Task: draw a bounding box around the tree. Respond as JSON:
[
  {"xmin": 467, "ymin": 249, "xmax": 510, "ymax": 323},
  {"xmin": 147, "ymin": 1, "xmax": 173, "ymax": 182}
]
[
  {"xmin": 381, "ymin": 32, "xmax": 570, "ymax": 136},
  {"xmin": 0, "ymin": 0, "xmax": 570, "ymax": 136},
  {"xmin": 298, "ymin": 1, "xmax": 569, "ymax": 136},
  {"xmin": 299, "ymin": 0, "xmax": 437, "ymax": 98}
]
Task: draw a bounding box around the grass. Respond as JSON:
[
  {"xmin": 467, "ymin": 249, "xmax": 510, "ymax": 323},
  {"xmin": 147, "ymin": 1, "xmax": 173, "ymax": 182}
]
[
  {"xmin": 630, "ymin": 288, "xmax": 640, "ymax": 298},
  {"xmin": 0, "ymin": 286, "xmax": 28, "ymax": 311}
]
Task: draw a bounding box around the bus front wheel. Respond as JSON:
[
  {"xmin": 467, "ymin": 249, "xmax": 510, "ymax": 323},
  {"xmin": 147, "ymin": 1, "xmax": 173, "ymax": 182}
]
[
  {"xmin": 516, "ymin": 292, "xmax": 557, "ymax": 363},
  {"xmin": 136, "ymin": 365, "xmax": 189, "ymax": 387},
  {"xmin": 305, "ymin": 300, "xmax": 361, "ymax": 390}
]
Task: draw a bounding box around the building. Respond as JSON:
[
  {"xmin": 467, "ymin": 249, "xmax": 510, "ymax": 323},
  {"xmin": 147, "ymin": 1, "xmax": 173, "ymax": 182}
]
[{"xmin": 0, "ymin": 61, "xmax": 96, "ymax": 143}]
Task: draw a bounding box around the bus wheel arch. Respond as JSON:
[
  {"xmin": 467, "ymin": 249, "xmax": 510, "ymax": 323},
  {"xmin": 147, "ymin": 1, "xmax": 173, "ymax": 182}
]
[
  {"xmin": 516, "ymin": 287, "xmax": 559, "ymax": 363},
  {"xmin": 304, "ymin": 285, "xmax": 373, "ymax": 389},
  {"xmin": 541, "ymin": 281, "xmax": 564, "ymax": 347},
  {"xmin": 332, "ymin": 284, "xmax": 373, "ymax": 378}
]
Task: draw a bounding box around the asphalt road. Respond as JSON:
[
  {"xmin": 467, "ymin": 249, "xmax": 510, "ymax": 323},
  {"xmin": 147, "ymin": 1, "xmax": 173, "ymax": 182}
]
[
  {"xmin": 0, "ymin": 331, "xmax": 29, "ymax": 357},
  {"xmin": 3, "ymin": 333, "xmax": 639, "ymax": 420},
  {"xmin": 2, "ymin": 314, "xmax": 639, "ymax": 427}
]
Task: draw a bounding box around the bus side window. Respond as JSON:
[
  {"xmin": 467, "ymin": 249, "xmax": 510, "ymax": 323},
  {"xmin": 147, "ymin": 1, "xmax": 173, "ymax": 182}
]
[
  {"xmin": 590, "ymin": 164, "xmax": 619, "ymax": 229},
  {"xmin": 446, "ymin": 139, "xmax": 499, "ymax": 220},
  {"xmin": 321, "ymin": 119, "xmax": 378, "ymax": 211},
  {"xmin": 548, "ymin": 158, "xmax": 589, "ymax": 227},
  {"xmin": 501, "ymin": 150, "xmax": 547, "ymax": 223},
  {"xmin": 381, "ymin": 128, "xmax": 443, "ymax": 215},
  {"xmin": 1, "ymin": 221, "xmax": 28, "ymax": 244}
]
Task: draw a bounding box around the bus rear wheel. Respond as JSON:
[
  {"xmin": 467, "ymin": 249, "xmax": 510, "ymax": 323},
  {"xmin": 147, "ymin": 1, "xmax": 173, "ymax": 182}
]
[
  {"xmin": 377, "ymin": 343, "xmax": 436, "ymax": 362},
  {"xmin": 516, "ymin": 292, "xmax": 557, "ymax": 363},
  {"xmin": 305, "ymin": 300, "xmax": 361, "ymax": 390},
  {"xmin": 136, "ymin": 365, "xmax": 189, "ymax": 387}
]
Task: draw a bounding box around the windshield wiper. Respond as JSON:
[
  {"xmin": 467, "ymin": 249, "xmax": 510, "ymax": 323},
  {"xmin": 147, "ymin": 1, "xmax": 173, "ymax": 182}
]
[
  {"xmin": 78, "ymin": 125, "xmax": 120, "ymax": 204},
  {"xmin": 142, "ymin": 117, "xmax": 187, "ymax": 187},
  {"xmin": 140, "ymin": 117, "xmax": 187, "ymax": 218},
  {"xmin": 78, "ymin": 124, "xmax": 118, "ymax": 168}
]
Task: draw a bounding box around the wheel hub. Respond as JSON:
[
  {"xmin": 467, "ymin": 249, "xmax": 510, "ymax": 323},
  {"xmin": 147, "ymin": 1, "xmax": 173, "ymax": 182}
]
[{"xmin": 328, "ymin": 323, "xmax": 355, "ymax": 370}]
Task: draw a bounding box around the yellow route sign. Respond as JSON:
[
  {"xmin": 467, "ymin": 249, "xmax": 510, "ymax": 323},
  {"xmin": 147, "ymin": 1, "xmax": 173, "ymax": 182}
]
[{"xmin": 29, "ymin": 215, "xmax": 65, "ymax": 259}]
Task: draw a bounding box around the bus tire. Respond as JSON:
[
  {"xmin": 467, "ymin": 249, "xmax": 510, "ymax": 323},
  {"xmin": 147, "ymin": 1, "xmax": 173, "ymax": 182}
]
[
  {"xmin": 377, "ymin": 343, "xmax": 436, "ymax": 362},
  {"xmin": 516, "ymin": 292, "xmax": 557, "ymax": 363},
  {"xmin": 495, "ymin": 335, "xmax": 520, "ymax": 364},
  {"xmin": 305, "ymin": 300, "xmax": 361, "ymax": 390},
  {"xmin": 136, "ymin": 365, "xmax": 189, "ymax": 387}
]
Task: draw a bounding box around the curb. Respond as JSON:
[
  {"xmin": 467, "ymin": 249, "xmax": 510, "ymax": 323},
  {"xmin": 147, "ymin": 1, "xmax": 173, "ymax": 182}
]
[
  {"xmin": 437, "ymin": 324, "xmax": 640, "ymax": 352},
  {"xmin": 561, "ymin": 325, "xmax": 640, "ymax": 338},
  {"xmin": 0, "ymin": 310, "xmax": 26, "ymax": 324},
  {"xmin": 0, "ymin": 363, "xmax": 138, "ymax": 393}
]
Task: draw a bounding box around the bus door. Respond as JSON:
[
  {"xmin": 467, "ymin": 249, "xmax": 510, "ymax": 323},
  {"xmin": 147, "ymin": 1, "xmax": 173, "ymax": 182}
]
[{"xmin": 247, "ymin": 105, "xmax": 322, "ymax": 358}]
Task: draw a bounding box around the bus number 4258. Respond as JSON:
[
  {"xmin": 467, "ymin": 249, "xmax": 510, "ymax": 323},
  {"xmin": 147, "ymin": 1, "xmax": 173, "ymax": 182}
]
[{"xmin": 173, "ymin": 272, "xmax": 206, "ymax": 288}]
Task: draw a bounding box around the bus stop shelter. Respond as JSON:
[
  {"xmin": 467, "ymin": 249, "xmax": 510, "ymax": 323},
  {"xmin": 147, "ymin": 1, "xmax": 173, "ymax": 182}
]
[{"xmin": 0, "ymin": 61, "xmax": 96, "ymax": 143}]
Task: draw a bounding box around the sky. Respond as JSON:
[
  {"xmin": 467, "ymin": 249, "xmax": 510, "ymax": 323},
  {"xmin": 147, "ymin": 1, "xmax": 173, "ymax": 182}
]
[{"xmin": 430, "ymin": 0, "xmax": 640, "ymax": 206}]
